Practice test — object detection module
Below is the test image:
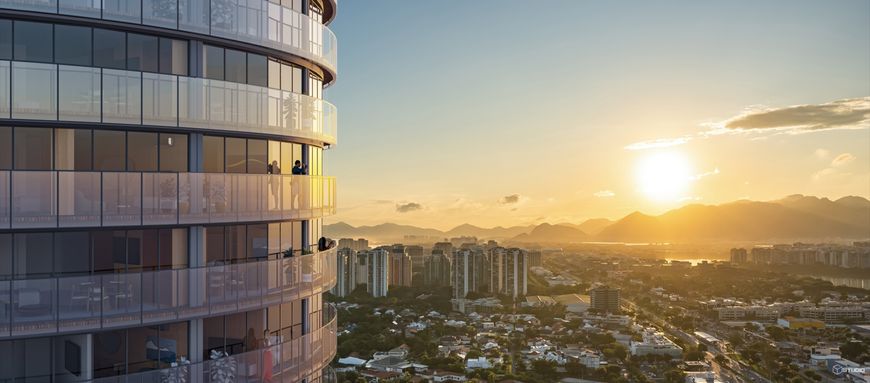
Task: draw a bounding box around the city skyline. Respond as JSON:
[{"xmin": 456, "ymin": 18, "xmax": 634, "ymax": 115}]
[{"xmin": 326, "ymin": 0, "xmax": 870, "ymax": 230}]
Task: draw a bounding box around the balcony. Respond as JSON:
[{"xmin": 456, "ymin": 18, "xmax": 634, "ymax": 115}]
[
  {"xmin": 0, "ymin": 171, "xmax": 336, "ymax": 229},
  {"xmin": 0, "ymin": 0, "xmax": 337, "ymax": 76},
  {"xmin": 0, "ymin": 248, "xmax": 338, "ymax": 337},
  {"xmin": 91, "ymin": 304, "xmax": 337, "ymax": 383},
  {"xmin": 0, "ymin": 61, "xmax": 338, "ymax": 145}
]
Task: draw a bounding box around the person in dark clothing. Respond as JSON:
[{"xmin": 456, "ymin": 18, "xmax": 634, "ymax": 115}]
[{"xmin": 291, "ymin": 160, "xmax": 307, "ymax": 175}]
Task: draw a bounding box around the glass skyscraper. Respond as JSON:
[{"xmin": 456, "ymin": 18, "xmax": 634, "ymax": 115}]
[{"xmin": 0, "ymin": 0, "xmax": 339, "ymax": 381}]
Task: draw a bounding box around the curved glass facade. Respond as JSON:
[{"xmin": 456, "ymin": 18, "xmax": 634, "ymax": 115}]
[
  {"xmin": 0, "ymin": 0, "xmax": 338, "ymax": 380},
  {"xmin": 0, "ymin": 61, "xmax": 337, "ymax": 144},
  {"xmin": 0, "ymin": 0, "xmax": 337, "ymax": 76}
]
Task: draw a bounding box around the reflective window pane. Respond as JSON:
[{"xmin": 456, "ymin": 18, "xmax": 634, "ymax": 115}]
[
  {"xmin": 267, "ymin": 60, "xmax": 280, "ymax": 89},
  {"xmin": 54, "ymin": 231, "xmax": 90, "ymax": 275},
  {"xmin": 55, "ymin": 129, "xmax": 93, "ymax": 171},
  {"xmin": 247, "ymin": 139, "xmax": 267, "ymax": 174},
  {"xmin": 94, "ymin": 29, "xmax": 127, "ymax": 69},
  {"xmin": 226, "ymin": 225, "xmax": 245, "ymax": 262},
  {"xmin": 127, "ymin": 131, "xmax": 158, "ymax": 171},
  {"xmin": 247, "ymin": 224, "xmax": 267, "ymax": 260},
  {"xmin": 159, "ymin": 133, "xmax": 188, "ymax": 172},
  {"xmin": 127, "ymin": 33, "xmax": 159, "ymax": 72},
  {"xmin": 225, "ymin": 49, "xmax": 246, "ymax": 83},
  {"xmin": 247, "ymin": 54, "xmax": 267, "ymax": 87},
  {"xmin": 225, "ymin": 137, "xmax": 246, "ymax": 173},
  {"xmin": 205, "ymin": 226, "xmax": 225, "ymax": 265},
  {"xmin": 14, "ymin": 232, "xmax": 52, "ymax": 277},
  {"xmin": 13, "ymin": 21, "xmax": 53, "ymax": 63},
  {"xmin": 203, "ymin": 136, "xmax": 224, "ymax": 173},
  {"xmin": 203, "ymin": 316, "xmax": 224, "ymax": 359},
  {"xmin": 0, "ymin": 234, "xmax": 11, "ymax": 279},
  {"xmin": 55, "ymin": 25, "xmax": 92, "ymax": 66},
  {"xmin": 0, "ymin": 127, "xmax": 11, "ymax": 169},
  {"xmin": 280, "ymin": 63, "xmax": 292, "ymax": 91},
  {"xmin": 0, "ymin": 20, "xmax": 10, "ymax": 60},
  {"xmin": 268, "ymin": 141, "xmax": 281, "ymax": 174},
  {"xmin": 203, "ymin": 45, "xmax": 224, "ymax": 81},
  {"xmin": 128, "ymin": 229, "xmax": 158, "ymax": 271},
  {"xmin": 92, "ymin": 230, "xmax": 127, "ymax": 273},
  {"xmin": 159, "ymin": 38, "xmax": 188, "ymax": 76},
  {"xmin": 159, "ymin": 228, "xmax": 187, "ymax": 269},
  {"xmin": 94, "ymin": 130, "xmax": 127, "ymax": 171},
  {"xmin": 93, "ymin": 330, "xmax": 127, "ymax": 378},
  {"xmin": 14, "ymin": 127, "xmax": 52, "ymax": 170}
]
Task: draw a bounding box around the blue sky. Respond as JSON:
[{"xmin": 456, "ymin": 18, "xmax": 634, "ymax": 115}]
[{"xmin": 323, "ymin": 1, "xmax": 870, "ymax": 229}]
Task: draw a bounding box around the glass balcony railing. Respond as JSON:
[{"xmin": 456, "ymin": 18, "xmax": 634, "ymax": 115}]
[
  {"xmin": 0, "ymin": 61, "xmax": 338, "ymax": 144},
  {"xmin": 0, "ymin": 248, "xmax": 338, "ymax": 337},
  {"xmin": 0, "ymin": 0, "xmax": 337, "ymax": 74},
  {"xmin": 0, "ymin": 171, "xmax": 336, "ymax": 229},
  {"xmin": 89, "ymin": 304, "xmax": 337, "ymax": 383}
]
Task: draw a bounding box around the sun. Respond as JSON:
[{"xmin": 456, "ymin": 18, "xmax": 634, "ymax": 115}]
[{"xmin": 635, "ymin": 151, "xmax": 693, "ymax": 202}]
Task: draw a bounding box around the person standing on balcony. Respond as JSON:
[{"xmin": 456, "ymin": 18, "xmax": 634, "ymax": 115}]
[{"xmin": 291, "ymin": 160, "xmax": 308, "ymax": 210}]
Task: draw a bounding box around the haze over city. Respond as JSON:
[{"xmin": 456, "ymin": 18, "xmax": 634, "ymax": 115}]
[{"xmin": 326, "ymin": 0, "xmax": 870, "ymax": 230}]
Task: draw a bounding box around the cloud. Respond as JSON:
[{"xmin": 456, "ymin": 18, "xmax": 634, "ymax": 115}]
[
  {"xmin": 623, "ymin": 98, "xmax": 870, "ymax": 151},
  {"xmin": 831, "ymin": 153, "xmax": 856, "ymax": 167},
  {"xmin": 395, "ymin": 202, "xmax": 423, "ymax": 213},
  {"xmin": 814, "ymin": 148, "xmax": 829, "ymax": 159},
  {"xmin": 692, "ymin": 168, "xmax": 720, "ymax": 180},
  {"xmin": 624, "ymin": 137, "xmax": 691, "ymax": 151},
  {"xmin": 499, "ymin": 194, "xmax": 521, "ymax": 204},
  {"xmin": 593, "ymin": 190, "xmax": 616, "ymax": 198},
  {"xmin": 722, "ymin": 97, "xmax": 870, "ymax": 132}
]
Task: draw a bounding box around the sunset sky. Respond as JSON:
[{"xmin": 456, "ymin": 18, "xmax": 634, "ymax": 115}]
[{"xmin": 324, "ymin": 0, "xmax": 870, "ymax": 230}]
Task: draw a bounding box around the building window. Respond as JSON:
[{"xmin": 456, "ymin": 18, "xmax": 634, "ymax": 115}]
[
  {"xmin": 54, "ymin": 231, "xmax": 91, "ymax": 275},
  {"xmin": 159, "ymin": 38, "xmax": 188, "ymax": 76},
  {"xmin": 127, "ymin": 132, "xmax": 159, "ymax": 171},
  {"xmin": 0, "ymin": 19, "xmax": 11, "ymax": 60},
  {"xmin": 247, "ymin": 139, "xmax": 267, "ymax": 174},
  {"xmin": 94, "ymin": 29, "xmax": 127, "ymax": 70},
  {"xmin": 127, "ymin": 33, "xmax": 160, "ymax": 72},
  {"xmin": 94, "ymin": 130, "xmax": 127, "ymax": 171},
  {"xmin": 13, "ymin": 21, "xmax": 53, "ymax": 63},
  {"xmin": 203, "ymin": 45, "xmax": 225, "ymax": 81},
  {"xmin": 55, "ymin": 25, "xmax": 92, "ymax": 66},
  {"xmin": 247, "ymin": 54, "xmax": 267, "ymax": 87},
  {"xmin": 13, "ymin": 232, "xmax": 52, "ymax": 278},
  {"xmin": 55, "ymin": 128, "xmax": 93, "ymax": 171},
  {"xmin": 203, "ymin": 135, "xmax": 225, "ymax": 173},
  {"xmin": 14, "ymin": 127, "xmax": 52, "ymax": 170},
  {"xmin": 225, "ymin": 48, "xmax": 246, "ymax": 83},
  {"xmin": 0, "ymin": 127, "xmax": 11, "ymax": 170},
  {"xmin": 225, "ymin": 137, "xmax": 246, "ymax": 173},
  {"xmin": 159, "ymin": 133, "xmax": 188, "ymax": 172}
]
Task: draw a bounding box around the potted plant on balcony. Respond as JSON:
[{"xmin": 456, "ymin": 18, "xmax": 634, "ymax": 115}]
[{"xmin": 209, "ymin": 349, "xmax": 237, "ymax": 383}]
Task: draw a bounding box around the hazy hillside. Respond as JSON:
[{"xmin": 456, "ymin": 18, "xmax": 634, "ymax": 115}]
[{"xmin": 326, "ymin": 195, "xmax": 870, "ymax": 245}]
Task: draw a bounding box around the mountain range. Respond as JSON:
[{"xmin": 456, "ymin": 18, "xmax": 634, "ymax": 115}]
[{"xmin": 325, "ymin": 195, "xmax": 870, "ymax": 244}]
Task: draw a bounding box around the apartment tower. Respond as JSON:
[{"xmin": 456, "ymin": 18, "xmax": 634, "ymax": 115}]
[{"xmin": 0, "ymin": 0, "xmax": 339, "ymax": 381}]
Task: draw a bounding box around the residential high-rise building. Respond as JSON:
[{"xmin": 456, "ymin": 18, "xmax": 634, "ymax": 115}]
[
  {"xmin": 424, "ymin": 250, "xmax": 452, "ymax": 287},
  {"xmin": 489, "ymin": 247, "xmax": 528, "ymax": 298},
  {"xmin": 406, "ymin": 245, "xmax": 425, "ymax": 269},
  {"xmin": 528, "ymin": 250, "xmax": 543, "ymax": 267},
  {"xmin": 0, "ymin": 0, "xmax": 339, "ymax": 380},
  {"xmin": 365, "ymin": 249, "xmax": 390, "ymax": 297},
  {"xmin": 339, "ymin": 238, "xmax": 370, "ymax": 252},
  {"xmin": 730, "ymin": 248, "xmax": 748, "ymax": 263},
  {"xmin": 452, "ymin": 248, "xmax": 485, "ymax": 312},
  {"xmin": 333, "ymin": 248, "xmax": 358, "ymax": 297},
  {"xmin": 388, "ymin": 244, "xmax": 413, "ymax": 287},
  {"xmin": 590, "ymin": 286, "xmax": 622, "ymax": 313}
]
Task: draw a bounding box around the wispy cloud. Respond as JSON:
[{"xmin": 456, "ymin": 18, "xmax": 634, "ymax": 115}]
[
  {"xmin": 692, "ymin": 168, "xmax": 721, "ymax": 180},
  {"xmin": 831, "ymin": 153, "xmax": 856, "ymax": 167},
  {"xmin": 593, "ymin": 190, "xmax": 616, "ymax": 198},
  {"xmin": 624, "ymin": 137, "xmax": 691, "ymax": 151},
  {"xmin": 395, "ymin": 202, "xmax": 423, "ymax": 213},
  {"xmin": 624, "ymin": 98, "xmax": 870, "ymax": 151},
  {"xmin": 722, "ymin": 97, "xmax": 870, "ymax": 132},
  {"xmin": 814, "ymin": 148, "xmax": 829, "ymax": 159},
  {"xmin": 499, "ymin": 194, "xmax": 522, "ymax": 204}
]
